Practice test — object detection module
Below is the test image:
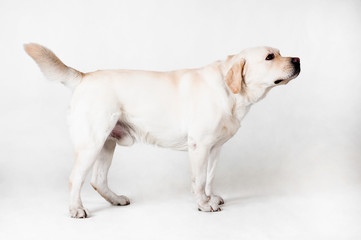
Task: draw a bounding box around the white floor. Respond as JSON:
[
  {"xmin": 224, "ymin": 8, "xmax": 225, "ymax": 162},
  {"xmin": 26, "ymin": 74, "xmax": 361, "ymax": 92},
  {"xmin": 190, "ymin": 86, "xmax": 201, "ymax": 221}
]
[{"xmin": 1, "ymin": 183, "xmax": 360, "ymax": 240}]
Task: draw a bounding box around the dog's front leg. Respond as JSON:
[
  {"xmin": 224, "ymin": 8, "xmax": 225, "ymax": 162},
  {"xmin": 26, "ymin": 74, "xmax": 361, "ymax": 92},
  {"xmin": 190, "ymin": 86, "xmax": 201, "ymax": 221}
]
[
  {"xmin": 189, "ymin": 143, "xmax": 221, "ymax": 212},
  {"xmin": 206, "ymin": 146, "xmax": 225, "ymax": 206}
]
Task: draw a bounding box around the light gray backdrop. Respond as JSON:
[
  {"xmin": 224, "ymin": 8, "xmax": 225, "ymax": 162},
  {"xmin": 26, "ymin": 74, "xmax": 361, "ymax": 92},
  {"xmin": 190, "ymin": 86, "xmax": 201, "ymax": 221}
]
[{"xmin": 0, "ymin": 0, "xmax": 360, "ymax": 239}]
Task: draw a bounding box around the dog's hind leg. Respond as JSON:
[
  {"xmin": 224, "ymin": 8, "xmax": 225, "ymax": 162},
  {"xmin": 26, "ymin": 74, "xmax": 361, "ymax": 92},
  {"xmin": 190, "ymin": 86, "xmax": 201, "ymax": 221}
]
[
  {"xmin": 90, "ymin": 139, "xmax": 130, "ymax": 206},
  {"xmin": 69, "ymin": 146, "xmax": 101, "ymax": 218},
  {"xmin": 68, "ymin": 109, "xmax": 120, "ymax": 218}
]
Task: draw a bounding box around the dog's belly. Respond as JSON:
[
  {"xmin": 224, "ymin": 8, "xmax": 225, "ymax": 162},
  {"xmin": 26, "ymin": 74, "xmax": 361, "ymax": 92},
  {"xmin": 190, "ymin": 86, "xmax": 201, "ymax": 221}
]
[
  {"xmin": 110, "ymin": 119, "xmax": 189, "ymax": 151},
  {"xmin": 133, "ymin": 123, "xmax": 189, "ymax": 151},
  {"xmin": 137, "ymin": 131, "xmax": 189, "ymax": 151}
]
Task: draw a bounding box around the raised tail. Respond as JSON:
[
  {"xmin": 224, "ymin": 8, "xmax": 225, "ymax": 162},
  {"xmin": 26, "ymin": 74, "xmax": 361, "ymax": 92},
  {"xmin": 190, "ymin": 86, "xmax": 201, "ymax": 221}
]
[{"xmin": 24, "ymin": 43, "xmax": 83, "ymax": 89}]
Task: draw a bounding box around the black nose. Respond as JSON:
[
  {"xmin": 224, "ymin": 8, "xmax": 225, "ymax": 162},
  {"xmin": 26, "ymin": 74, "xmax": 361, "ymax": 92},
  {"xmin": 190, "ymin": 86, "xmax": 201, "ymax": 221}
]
[
  {"xmin": 291, "ymin": 57, "xmax": 301, "ymax": 75},
  {"xmin": 291, "ymin": 57, "xmax": 300, "ymax": 64}
]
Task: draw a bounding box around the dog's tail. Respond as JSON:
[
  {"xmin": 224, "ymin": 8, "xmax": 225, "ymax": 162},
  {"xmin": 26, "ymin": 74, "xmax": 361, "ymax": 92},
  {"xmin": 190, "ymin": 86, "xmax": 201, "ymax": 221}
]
[{"xmin": 24, "ymin": 43, "xmax": 83, "ymax": 89}]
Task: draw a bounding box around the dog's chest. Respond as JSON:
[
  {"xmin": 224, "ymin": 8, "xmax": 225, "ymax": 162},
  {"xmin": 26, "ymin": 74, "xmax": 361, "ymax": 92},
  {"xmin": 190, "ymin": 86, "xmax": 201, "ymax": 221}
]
[
  {"xmin": 214, "ymin": 115, "xmax": 241, "ymax": 145},
  {"xmin": 216, "ymin": 104, "xmax": 251, "ymax": 143}
]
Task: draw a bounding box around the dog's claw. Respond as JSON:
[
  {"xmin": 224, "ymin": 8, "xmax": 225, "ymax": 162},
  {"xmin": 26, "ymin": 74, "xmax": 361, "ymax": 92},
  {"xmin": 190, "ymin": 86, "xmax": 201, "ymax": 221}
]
[
  {"xmin": 70, "ymin": 208, "xmax": 89, "ymax": 218},
  {"xmin": 198, "ymin": 204, "xmax": 222, "ymax": 212}
]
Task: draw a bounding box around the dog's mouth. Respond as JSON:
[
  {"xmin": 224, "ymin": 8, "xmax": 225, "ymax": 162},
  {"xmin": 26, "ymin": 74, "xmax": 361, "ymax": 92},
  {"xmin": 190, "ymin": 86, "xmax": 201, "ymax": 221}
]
[{"xmin": 274, "ymin": 67, "xmax": 301, "ymax": 85}]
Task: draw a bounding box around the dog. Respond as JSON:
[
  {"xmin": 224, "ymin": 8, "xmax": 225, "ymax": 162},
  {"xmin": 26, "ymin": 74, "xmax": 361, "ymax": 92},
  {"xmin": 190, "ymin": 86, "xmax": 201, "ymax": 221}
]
[{"xmin": 24, "ymin": 43, "xmax": 300, "ymax": 218}]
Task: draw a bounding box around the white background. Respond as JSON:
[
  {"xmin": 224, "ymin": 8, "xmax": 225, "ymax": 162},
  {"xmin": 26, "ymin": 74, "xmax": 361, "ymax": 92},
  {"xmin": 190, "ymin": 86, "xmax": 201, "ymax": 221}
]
[{"xmin": 1, "ymin": 0, "xmax": 360, "ymax": 239}]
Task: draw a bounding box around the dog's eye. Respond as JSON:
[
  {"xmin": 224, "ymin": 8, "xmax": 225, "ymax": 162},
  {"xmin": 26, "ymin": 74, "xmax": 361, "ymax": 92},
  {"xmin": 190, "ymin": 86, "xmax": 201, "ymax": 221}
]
[{"xmin": 265, "ymin": 53, "xmax": 274, "ymax": 60}]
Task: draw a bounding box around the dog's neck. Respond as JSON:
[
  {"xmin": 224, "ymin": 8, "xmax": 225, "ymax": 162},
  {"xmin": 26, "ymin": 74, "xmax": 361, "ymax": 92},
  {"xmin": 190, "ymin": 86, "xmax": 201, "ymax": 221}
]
[
  {"xmin": 231, "ymin": 81, "xmax": 272, "ymax": 123},
  {"xmin": 241, "ymin": 83, "xmax": 272, "ymax": 104}
]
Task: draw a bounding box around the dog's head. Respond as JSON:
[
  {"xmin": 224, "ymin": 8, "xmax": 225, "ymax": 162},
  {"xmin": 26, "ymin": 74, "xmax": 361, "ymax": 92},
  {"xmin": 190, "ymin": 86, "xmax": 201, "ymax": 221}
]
[{"xmin": 225, "ymin": 47, "xmax": 300, "ymax": 96}]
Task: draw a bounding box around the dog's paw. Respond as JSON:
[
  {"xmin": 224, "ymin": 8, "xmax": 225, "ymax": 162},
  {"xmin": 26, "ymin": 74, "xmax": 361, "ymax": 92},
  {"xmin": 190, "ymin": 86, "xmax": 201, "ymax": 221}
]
[
  {"xmin": 110, "ymin": 195, "xmax": 130, "ymax": 206},
  {"xmin": 70, "ymin": 207, "xmax": 89, "ymax": 218},
  {"xmin": 210, "ymin": 195, "xmax": 224, "ymax": 205},
  {"xmin": 197, "ymin": 200, "xmax": 222, "ymax": 212}
]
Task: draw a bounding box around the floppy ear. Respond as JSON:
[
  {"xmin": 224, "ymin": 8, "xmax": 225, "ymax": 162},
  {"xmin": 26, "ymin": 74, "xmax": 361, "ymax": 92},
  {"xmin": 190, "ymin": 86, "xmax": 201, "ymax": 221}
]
[{"xmin": 225, "ymin": 58, "xmax": 246, "ymax": 94}]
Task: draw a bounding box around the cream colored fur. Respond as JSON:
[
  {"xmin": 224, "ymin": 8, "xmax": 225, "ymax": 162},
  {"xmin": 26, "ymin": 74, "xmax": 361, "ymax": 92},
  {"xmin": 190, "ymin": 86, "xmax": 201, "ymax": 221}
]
[{"xmin": 24, "ymin": 43, "xmax": 300, "ymax": 218}]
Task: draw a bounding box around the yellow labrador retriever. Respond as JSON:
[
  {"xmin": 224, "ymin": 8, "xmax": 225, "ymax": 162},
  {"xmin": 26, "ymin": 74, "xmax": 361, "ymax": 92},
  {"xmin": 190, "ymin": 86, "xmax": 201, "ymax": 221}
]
[{"xmin": 25, "ymin": 44, "xmax": 300, "ymax": 218}]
